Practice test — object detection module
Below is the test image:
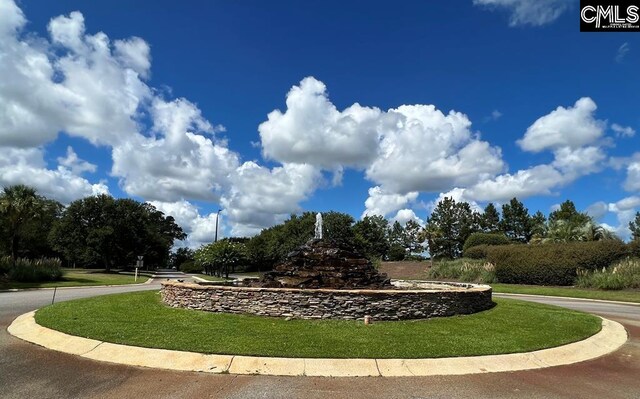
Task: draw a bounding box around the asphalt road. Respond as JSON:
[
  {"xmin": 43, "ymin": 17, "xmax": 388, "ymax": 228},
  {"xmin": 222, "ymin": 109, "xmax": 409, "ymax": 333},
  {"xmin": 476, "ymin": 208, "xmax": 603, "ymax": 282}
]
[{"xmin": 1, "ymin": 283, "xmax": 639, "ymax": 399}]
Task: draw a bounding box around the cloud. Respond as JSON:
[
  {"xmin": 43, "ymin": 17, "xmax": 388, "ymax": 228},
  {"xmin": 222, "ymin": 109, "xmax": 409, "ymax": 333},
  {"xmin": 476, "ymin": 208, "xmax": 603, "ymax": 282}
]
[
  {"xmin": 391, "ymin": 209, "xmax": 425, "ymax": 226},
  {"xmin": 0, "ymin": 147, "xmax": 108, "ymax": 203},
  {"xmin": 585, "ymin": 201, "xmax": 608, "ymax": 221},
  {"xmin": 474, "ymin": 0, "xmax": 573, "ymax": 27},
  {"xmin": 221, "ymin": 162, "xmax": 322, "ymax": 236},
  {"xmin": 57, "ymin": 146, "xmax": 97, "ymax": 175},
  {"xmin": 111, "ymin": 98, "xmax": 240, "ymax": 202},
  {"xmin": 366, "ymin": 105, "xmax": 505, "ymax": 193},
  {"xmin": 362, "ymin": 186, "xmax": 419, "ymax": 218},
  {"xmin": 517, "ymin": 97, "xmax": 605, "ymax": 152},
  {"xmin": 259, "ymin": 77, "xmax": 382, "ymax": 169},
  {"xmin": 616, "ymin": 42, "xmax": 630, "ymax": 63},
  {"xmin": 612, "ymin": 123, "xmax": 635, "ymax": 138},
  {"xmin": 149, "ymin": 200, "xmax": 225, "ymax": 249}
]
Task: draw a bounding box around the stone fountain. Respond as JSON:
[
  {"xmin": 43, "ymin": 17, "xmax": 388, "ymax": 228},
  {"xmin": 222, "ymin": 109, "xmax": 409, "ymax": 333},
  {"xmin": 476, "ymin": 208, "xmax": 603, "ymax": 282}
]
[{"xmin": 161, "ymin": 213, "xmax": 493, "ymax": 320}]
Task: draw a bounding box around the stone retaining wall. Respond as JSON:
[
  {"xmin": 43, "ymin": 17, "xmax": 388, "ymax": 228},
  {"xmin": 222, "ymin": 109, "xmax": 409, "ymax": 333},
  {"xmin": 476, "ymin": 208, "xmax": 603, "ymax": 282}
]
[{"xmin": 161, "ymin": 281, "xmax": 493, "ymax": 321}]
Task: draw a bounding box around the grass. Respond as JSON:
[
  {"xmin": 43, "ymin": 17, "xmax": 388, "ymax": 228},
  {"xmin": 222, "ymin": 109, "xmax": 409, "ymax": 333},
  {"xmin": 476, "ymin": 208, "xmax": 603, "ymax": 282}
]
[
  {"xmin": 491, "ymin": 284, "xmax": 640, "ymax": 303},
  {"xmin": 0, "ymin": 269, "xmax": 149, "ymax": 290},
  {"xmin": 35, "ymin": 291, "xmax": 601, "ymax": 359}
]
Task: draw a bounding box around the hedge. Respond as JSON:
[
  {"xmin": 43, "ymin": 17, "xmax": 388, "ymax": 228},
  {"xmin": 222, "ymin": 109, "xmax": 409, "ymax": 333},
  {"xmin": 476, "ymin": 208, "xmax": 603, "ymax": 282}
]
[
  {"xmin": 487, "ymin": 240, "xmax": 628, "ymax": 286},
  {"xmin": 463, "ymin": 244, "xmax": 490, "ymax": 259},
  {"xmin": 462, "ymin": 233, "xmax": 510, "ymax": 252}
]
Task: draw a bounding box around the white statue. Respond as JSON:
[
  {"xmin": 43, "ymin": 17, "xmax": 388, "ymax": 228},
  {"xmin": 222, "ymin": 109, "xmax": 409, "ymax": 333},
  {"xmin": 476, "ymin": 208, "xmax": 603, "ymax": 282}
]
[{"xmin": 315, "ymin": 212, "xmax": 323, "ymax": 239}]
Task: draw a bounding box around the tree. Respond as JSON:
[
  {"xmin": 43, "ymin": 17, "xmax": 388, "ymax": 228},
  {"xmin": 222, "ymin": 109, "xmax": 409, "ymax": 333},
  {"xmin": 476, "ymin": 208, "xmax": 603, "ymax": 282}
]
[
  {"xmin": 424, "ymin": 197, "xmax": 479, "ymax": 259},
  {"xmin": 629, "ymin": 212, "xmax": 640, "ymax": 241},
  {"xmin": 353, "ymin": 215, "xmax": 390, "ymax": 259},
  {"xmin": 171, "ymin": 247, "xmax": 195, "ymax": 269},
  {"xmin": 322, "ymin": 211, "xmax": 356, "ymax": 244},
  {"xmin": 404, "ymin": 220, "xmax": 424, "ymax": 254},
  {"xmin": 480, "ymin": 203, "xmax": 500, "ymax": 233},
  {"xmin": 499, "ymin": 198, "xmax": 532, "ymax": 243},
  {"xmin": 195, "ymin": 239, "xmax": 247, "ymax": 278},
  {"xmin": 0, "ymin": 185, "xmax": 60, "ymax": 262},
  {"xmin": 549, "ymin": 200, "xmax": 591, "ymax": 226},
  {"xmin": 50, "ymin": 195, "xmax": 185, "ymax": 271},
  {"xmin": 530, "ymin": 210, "xmax": 547, "ymax": 240}
]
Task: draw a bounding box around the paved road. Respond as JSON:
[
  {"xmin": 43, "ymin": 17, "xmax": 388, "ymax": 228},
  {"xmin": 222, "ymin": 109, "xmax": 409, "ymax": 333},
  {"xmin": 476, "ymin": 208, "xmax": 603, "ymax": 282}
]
[{"xmin": 1, "ymin": 284, "xmax": 639, "ymax": 399}]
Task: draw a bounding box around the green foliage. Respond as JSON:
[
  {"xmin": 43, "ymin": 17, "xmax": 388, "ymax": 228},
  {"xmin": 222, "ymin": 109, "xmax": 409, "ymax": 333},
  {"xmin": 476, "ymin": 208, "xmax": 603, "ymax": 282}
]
[
  {"xmin": 178, "ymin": 260, "xmax": 201, "ymax": 273},
  {"xmin": 463, "ymin": 244, "xmax": 489, "ymax": 259},
  {"xmin": 1, "ymin": 256, "xmax": 62, "ymax": 282},
  {"xmin": 628, "ymin": 212, "xmax": 640, "ymax": 241},
  {"xmin": 427, "ymin": 258, "xmax": 496, "ymax": 283},
  {"xmin": 387, "ymin": 243, "xmax": 406, "ymax": 261},
  {"xmin": 529, "ymin": 210, "xmax": 547, "ymax": 239},
  {"xmin": 628, "ymin": 239, "xmax": 640, "ymax": 258},
  {"xmin": 322, "ymin": 211, "xmax": 356, "ymax": 245},
  {"xmin": 549, "ymin": 200, "xmax": 591, "ymax": 226},
  {"xmin": 424, "ymin": 197, "xmax": 479, "ymax": 259},
  {"xmin": 575, "ymin": 257, "xmax": 640, "ymax": 290},
  {"xmin": 195, "ymin": 239, "xmax": 247, "ymax": 278},
  {"xmin": 50, "ymin": 195, "xmax": 185, "ymax": 270},
  {"xmin": 499, "ymin": 198, "xmax": 533, "ymax": 243},
  {"xmin": 0, "ymin": 185, "xmax": 63, "ymax": 260},
  {"xmin": 543, "ymin": 220, "xmax": 616, "ymax": 243},
  {"xmin": 462, "ymin": 232, "xmax": 510, "ymax": 252},
  {"xmin": 479, "ymin": 203, "xmax": 500, "ymax": 233},
  {"xmin": 353, "ymin": 215, "xmax": 390, "ymax": 259},
  {"xmin": 171, "ymin": 247, "xmax": 195, "ymax": 269},
  {"xmin": 488, "ymin": 240, "xmax": 628, "ymax": 286}
]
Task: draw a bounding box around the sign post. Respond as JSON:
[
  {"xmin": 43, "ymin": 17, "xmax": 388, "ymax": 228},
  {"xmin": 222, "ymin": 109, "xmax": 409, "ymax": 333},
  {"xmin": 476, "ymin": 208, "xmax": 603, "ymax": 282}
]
[{"xmin": 136, "ymin": 256, "xmax": 144, "ymax": 282}]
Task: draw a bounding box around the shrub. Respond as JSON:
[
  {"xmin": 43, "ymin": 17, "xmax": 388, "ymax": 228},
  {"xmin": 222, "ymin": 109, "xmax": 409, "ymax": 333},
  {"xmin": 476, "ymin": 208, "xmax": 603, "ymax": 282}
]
[
  {"xmin": 462, "ymin": 233, "xmax": 510, "ymax": 252},
  {"xmin": 628, "ymin": 240, "xmax": 640, "ymax": 258},
  {"xmin": 427, "ymin": 258, "xmax": 495, "ymax": 283},
  {"xmin": 576, "ymin": 257, "xmax": 640, "ymax": 290},
  {"xmin": 178, "ymin": 260, "xmax": 202, "ymax": 273},
  {"xmin": 7, "ymin": 257, "xmax": 63, "ymax": 282},
  {"xmin": 488, "ymin": 240, "xmax": 628, "ymax": 286},
  {"xmin": 463, "ymin": 245, "xmax": 489, "ymax": 259},
  {"xmin": 387, "ymin": 243, "xmax": 406, "ymax": 261}
]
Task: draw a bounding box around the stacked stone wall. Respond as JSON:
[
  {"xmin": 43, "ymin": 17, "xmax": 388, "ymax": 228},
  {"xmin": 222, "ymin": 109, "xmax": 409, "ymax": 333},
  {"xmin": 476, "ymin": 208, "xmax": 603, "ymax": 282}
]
[{"xmin": 161, "ymin": 281, "xmax": 493, "ymax": 321}]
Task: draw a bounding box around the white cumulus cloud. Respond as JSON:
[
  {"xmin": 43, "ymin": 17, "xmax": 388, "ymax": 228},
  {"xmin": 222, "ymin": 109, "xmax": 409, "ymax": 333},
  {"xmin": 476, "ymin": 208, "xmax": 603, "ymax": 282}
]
[{"xmin": 474, "ymin": 0, "xmax": 573, "ymax": 27}]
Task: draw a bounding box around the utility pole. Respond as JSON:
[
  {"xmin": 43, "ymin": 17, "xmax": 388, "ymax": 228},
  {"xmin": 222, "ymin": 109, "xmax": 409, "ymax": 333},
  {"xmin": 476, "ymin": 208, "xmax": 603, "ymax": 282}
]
[{"xmin": 214, "ymin": 209, "xmax": 222, "ymax": 242}]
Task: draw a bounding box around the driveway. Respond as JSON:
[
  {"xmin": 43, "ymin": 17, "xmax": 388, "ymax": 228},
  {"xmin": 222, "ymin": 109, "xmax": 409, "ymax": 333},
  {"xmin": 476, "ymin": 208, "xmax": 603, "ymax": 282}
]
[{"xmin": 1, "ymin": 283, "xmax": 639, "ymax": 399}]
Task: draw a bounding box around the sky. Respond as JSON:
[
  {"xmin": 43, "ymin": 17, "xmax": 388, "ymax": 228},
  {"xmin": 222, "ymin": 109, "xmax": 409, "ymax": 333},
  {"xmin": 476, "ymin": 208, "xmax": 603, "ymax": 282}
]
[{"xmin": 1, "ymin": 0, "xmax": 639, "ymax": 247}]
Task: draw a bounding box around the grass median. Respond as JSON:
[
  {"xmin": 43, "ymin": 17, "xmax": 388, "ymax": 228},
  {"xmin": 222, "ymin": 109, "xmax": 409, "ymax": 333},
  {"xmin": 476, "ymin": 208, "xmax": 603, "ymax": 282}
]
[
  {"xmin": 1, "ymin": 269, "xmax": 149, "ymax": 290},
  {"xmin": 35, "ymin": 291, "xmax": 601, "ymax": 359}
]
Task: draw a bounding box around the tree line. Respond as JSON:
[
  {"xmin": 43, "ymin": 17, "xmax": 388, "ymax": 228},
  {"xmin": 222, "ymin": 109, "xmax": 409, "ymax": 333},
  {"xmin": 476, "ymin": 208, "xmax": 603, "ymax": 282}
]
[{"xmin": 0, "ymin": 185, "xmax": 185, "ymax": 271}]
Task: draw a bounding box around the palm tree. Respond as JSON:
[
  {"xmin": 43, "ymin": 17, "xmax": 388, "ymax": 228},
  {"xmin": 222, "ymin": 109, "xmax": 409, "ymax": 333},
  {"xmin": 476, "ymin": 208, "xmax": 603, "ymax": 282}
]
[
  {"xmin": 0, "ymin": 185, "xmax": 40, "ymax": 263},
  {"xmin": 581, "ymin": 222, "xmax": 617, "ymax": 241}
]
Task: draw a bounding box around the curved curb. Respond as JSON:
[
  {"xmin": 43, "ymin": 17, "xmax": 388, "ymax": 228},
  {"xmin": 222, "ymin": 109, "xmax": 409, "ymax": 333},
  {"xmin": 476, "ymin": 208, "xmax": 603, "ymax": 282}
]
[{"xmin": 7, "ymin": 311, "xmax": 628, "ymax": 377}]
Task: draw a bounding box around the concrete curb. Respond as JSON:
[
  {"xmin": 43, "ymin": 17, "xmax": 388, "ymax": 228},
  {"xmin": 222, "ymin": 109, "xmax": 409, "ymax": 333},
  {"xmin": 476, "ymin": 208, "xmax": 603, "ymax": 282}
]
[
  {"xmin": 7, "ymin": 311, "xmax": 628, "ymax": 377},
  {"xmin": 495, "ymin": 292, "xmax": 640, "ymax": 307}
]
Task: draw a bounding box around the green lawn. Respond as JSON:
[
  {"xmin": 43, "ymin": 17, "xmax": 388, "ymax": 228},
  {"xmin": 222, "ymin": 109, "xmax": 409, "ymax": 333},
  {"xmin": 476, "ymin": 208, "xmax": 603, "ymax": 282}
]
[
  {"xmin": 492, "ymin": 284, "xmax": 640, "ymax": 304},
  {"xmin": 0, "ymin": 269, "xmax": 149, "ymax": 290},
  {"xmin": 35, "ymin": 291, "xmax": 601, "ymax": 359}
]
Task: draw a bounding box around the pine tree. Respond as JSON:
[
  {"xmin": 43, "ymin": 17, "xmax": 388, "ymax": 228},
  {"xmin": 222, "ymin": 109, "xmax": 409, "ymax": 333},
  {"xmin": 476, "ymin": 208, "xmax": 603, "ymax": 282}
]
[
  {"xmin": 499, "ymin": 198, "xmax": 532, "ymax": 243},
  {"xmin": 480, "ymin": 203, "xmax": 500, "ymax": 232},
  {"xmin": 629, "ymin": 212, "xmax": 640, "ymax": 241}
]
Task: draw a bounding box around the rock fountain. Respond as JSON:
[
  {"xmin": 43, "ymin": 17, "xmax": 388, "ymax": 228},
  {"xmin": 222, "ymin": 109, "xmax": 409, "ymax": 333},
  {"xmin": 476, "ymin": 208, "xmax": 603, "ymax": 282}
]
[{"xmin": 161, "ymin": 213, "xmax": 493, "ymax": 320}]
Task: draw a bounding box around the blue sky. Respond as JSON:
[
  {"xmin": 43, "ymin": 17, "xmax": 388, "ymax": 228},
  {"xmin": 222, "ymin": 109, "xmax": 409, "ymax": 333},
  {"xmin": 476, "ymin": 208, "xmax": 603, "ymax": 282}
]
[{"xmin": 1, "ymin": 0, "xmax": 639, "ymax": 246}]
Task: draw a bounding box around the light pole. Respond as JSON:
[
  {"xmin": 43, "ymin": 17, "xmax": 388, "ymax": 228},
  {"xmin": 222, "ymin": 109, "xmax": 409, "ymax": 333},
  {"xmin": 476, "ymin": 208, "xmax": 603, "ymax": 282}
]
[{"xmin": 214, "ymin": 209, "xmax": 222, "ymax": 242}]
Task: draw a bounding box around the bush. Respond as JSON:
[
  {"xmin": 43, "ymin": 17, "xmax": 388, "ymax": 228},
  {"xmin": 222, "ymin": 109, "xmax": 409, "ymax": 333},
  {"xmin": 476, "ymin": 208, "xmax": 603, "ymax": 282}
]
[
  {"xmin": 178, "ymin": 260, "xmax": 202, "ymax": 273},
  {"xmin": 488, "ymin": 240, "xmax": 628, "ymax": 286},
  {"xmin": 5, "ymin": 257, "xmax": 63, "ymax": 282},
  {"xmin": 628, "ymin": 240, "xmax": 640, "ymax": 258},
  {"xmin": 426, "ymin": 258, "xmax": 495, "ymax": 283},
  {"xmin": 463, "ymin": 245, "xmax": 489, "ymax": 259},
  {"xmin": 576, "ymin": 257, "xmax": 640, "ymax": 290},
  {"xmin": 387, "ymin": 244, "xmax": 406, "ymax": 261},
  {"xmin": 462, "ymin": 233, "xmax": 510, "ymax": 252}
]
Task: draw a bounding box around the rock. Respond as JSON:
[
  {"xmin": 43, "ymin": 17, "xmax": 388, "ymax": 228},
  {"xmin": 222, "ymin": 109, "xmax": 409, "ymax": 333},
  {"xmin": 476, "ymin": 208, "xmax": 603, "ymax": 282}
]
[{"xmin": 250, "ymin": 239, "xmax": 391, "ymax": 289}]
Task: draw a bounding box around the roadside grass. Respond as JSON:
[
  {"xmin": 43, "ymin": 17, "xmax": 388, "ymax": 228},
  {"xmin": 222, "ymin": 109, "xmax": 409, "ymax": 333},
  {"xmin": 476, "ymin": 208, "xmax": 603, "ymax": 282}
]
[
  {"xmin": 491, "ymin": 284, "xmax": 640, "ymax": 303},
  {"xmin": 35, "ymin": 291, "xmax": 601, "ymax": 359},
  {"xmin": 382, "ymin": 260, "xmax": 640, "ymax": 304},
  {"xmin": 0, "ymin": 269, "xmax": 149, "ymax": 290}
]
